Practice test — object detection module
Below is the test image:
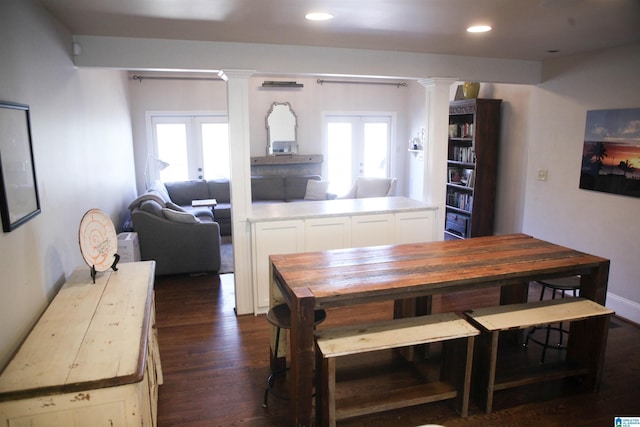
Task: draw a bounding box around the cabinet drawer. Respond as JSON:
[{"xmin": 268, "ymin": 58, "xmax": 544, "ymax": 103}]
[{"xmin": 445, "ymin": 212, "xmax": 469, "ymax": 237}]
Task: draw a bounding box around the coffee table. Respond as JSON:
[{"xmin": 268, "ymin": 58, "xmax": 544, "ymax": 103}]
[{"xmin": 192, "ymin": 198, "xmax": 217, "ymax": 212}]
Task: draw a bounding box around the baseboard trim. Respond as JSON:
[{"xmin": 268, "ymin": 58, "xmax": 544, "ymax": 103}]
[{"xmin": 607, "ymin": 292, "xmax": 640, "ymax": 325}]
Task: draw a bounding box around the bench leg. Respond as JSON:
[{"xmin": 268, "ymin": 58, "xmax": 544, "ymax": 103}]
[
  {"xmin": 567, "ymin": 316, "xmax": 610, "ymax": 391},
  {"xmin": 460, "ymin": 336, "xmax": 475, "ymax": 417},
  {"xmin": 315, "ymin": 345, "xmax": 336, "ymax": 427},
  {"xmin": 440, "ymin": 336, "xmax": 475, "ymax": 417},
  {"xmin": 472, "ymin": 331, "xmax": 499, "ymax": 414}
]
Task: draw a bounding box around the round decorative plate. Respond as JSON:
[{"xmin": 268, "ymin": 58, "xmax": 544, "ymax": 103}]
[{"xmin": 78, "ymin": 208, "xmax": 117, "ymax": 272}]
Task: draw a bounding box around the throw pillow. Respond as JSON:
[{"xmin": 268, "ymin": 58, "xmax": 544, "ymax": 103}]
[
  {"xmin": 162, "ymin": 208, "xmax": 200, "ymax": 224},
  {"xmin": 304, "ymin": 180, "xmax": 330, "ymax": 200}
]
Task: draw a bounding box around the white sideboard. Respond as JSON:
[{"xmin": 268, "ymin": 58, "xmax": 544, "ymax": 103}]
[
  {"xmin": 249, "ymin": 197, "xmax": 437, "ymax": 313},
  {"xmin": 0, "ymin": 261, "xmax": 162, "ymax": 426}
]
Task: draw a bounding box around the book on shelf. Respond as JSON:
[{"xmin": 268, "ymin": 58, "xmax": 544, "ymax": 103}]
[
  {"xmin": 461, "ymin": 168, "xmax": 475, "ymax": 187},
  {"xmin": 452, "ymin": 146, "xmax": 475, "ymax": 163},
  {"xmin": 446, "ymin": 189, "xmax": 473, "ymax": 212}
]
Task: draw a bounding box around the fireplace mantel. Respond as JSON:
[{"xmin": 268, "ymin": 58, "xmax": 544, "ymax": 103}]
[
  {"xmin": 250, "ymin": 154, "xmax": 323, "ymax": 176},
  {"xmin": 250, "ymin": 154, "xmax": 323, "ymax": 165}
]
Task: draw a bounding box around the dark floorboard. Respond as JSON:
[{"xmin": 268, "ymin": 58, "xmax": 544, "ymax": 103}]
[{"xmin": 154, "ymin": 273, "xmax": 640, "ymax": 426}]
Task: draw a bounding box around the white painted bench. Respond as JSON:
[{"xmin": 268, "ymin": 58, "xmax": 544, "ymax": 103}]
[
  {"xmin": 314, "ymin": 312, "xmax": 479, "ymax": 427},
  {"xmin": 464, "ymin": 297, "xmax": 614, "ymax": 413}
]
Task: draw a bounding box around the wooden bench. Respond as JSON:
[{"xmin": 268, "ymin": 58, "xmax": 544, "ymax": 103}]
[
  {"xmin": 464, "ymin": 297, "xmax": 614, "ymax": 413},
  {"xmin": 314, "ymin": 312, "xmax": 479, "ymax": 427}
]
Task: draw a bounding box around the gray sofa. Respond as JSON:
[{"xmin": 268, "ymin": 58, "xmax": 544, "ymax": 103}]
[
  {"xmin": 129, "ymin": 182, "xmax": 221, "ymax": 276},
  {"xmin": 163, "ymin": 174, "xmax": 332, "ymax": 236},
  {"xmin": 128, "ymin": 175, "xmax": 330, "ymax": 275}
]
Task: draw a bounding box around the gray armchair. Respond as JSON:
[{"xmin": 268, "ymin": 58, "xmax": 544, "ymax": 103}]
[{"xmin": 339, "ymin": 177, "xmax": 398, "ymax": 199}]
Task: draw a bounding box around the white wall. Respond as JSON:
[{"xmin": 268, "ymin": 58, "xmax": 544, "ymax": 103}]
[
  {"xmin": 0, "ymin": 0, "xmax": 136, "ymax": 368},
  {"xmin": 128, "ymin": 75, "xmax": 228, "ymax": 194},
  {"xmin": 406, "ymin": 81, "xmax": 427, "ymax": 199},
  {"xmin": 524, "ymin": 44, "xmax": 640, "ymax": 322},
  {"xmin": 405, "ymin": 81, "xmax": 532, "ymax": 236},
  {"xmin": 489, "ymin": 84, "xmax": 533, "ymax": 235},
  {"xmin": 128, "ymin": 75, "xmax": 411, "ymax": 195}
]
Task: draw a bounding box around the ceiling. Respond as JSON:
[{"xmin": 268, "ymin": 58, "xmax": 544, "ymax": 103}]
[{"xmin": 40, "ymin": 0, "xmax": 640, "ymax": 62}]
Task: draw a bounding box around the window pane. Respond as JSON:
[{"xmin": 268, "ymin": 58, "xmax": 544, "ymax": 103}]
[
  {"xmin": 156, "ymin": 123, "xmax": 188, "ymax": 182},
  {"xmin": 202, "ymin": 123, "xmax": 230, "ymax": 179},
  {"xmin": 363, "ymin": 122, "xmax": 388, "ymax": 178},
  {"xmin": 327, "ymin": 122, "xmax": 352, "ymax": 195}
]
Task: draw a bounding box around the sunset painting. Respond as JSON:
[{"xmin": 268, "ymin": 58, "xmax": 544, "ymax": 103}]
[{"xmin": 580, "ymin": 108, "xmax": 640, "ymax": 198}]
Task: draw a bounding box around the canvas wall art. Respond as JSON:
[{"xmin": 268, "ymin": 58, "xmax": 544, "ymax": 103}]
[{"xmin": 580, "ymin": 108, "xmax": 640, "ymax": 198}]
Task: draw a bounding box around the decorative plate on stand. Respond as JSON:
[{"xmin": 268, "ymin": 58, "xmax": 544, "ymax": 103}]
[{"xmin": 78, "ymin": 209, "xmax": 119, "ymax": 281}]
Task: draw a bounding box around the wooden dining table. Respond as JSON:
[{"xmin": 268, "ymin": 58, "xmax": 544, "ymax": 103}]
[{"xmin": 269, "ymin": 233, "xmax": 610, "ymax": 427}]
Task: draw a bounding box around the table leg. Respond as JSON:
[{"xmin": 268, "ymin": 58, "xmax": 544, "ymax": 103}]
[
  {"xmin": 289, "ymin": 290, "xmax": 316, "ymax": 427},
  {"xmin": 499, "ymin": 280, "xmax": 529, "ymax": 305},
  {"xmin": 499, "ymin": 281, "xmax": 529, "ymax": 344},
  {"xmin": 393, "ymin": 296, "xmax": 432, "ymax": 360},
  {"xmin": 579, "ymin": 262, "xmax": 610, "ymax": 305}
]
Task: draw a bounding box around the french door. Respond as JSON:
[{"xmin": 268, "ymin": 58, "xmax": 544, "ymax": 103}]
[
  {"xmin": 147, "ymin": 113, "xmax": 229, "ymax": 185},
  {"xmin": 323, "ymin": 113, "xmax": 393, "ymax": 196}
]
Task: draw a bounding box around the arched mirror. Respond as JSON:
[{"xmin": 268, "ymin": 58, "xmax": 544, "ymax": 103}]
[{"xmin": 266, "ymin": 102, "xmax": 298, "ymax": 155}]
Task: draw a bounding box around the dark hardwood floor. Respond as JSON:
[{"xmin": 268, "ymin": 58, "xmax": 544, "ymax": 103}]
[{"xmin": 154, "ymin": 273, "xmax": 640, "ymax": 426}]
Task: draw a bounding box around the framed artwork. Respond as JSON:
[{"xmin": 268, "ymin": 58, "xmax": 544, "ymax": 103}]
[
  {"xmin": 0, "ymin": 101, "xmax": 40, "ymax": 232},
  {"xmin": 580, "ymin": 108, "xmax": 640, "ymax": 198},
  {"xmin": 448, "ymin": 167, "xmax": 462, "ymax": 184}
]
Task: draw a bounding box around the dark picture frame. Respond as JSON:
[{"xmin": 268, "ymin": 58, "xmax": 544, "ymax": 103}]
[
  {"xmin": 580, "ymin": 108, "xmax": 640, "ymax": 198},
  {"xmin": 0, "ymin": 101, "xmax": 40, "ymax": 232}
]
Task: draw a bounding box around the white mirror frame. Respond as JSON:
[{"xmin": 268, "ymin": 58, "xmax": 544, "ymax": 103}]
[{"xmin": 266, "ymin": 102, "xmax": 298, "ymax": 155}]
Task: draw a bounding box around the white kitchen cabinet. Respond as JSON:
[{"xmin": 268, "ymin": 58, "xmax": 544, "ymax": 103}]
[
  {"xmin": 351, "ymin": 213, "xmax": 395, "ymax": 248},
  {"xmin": 252, "ymin": 220, "xmax": 305, "ymax": 313},
  {"xmin": 305, "ymin": 216, "xmax": 352, "ymax": 251},
  {"xmin": 395, "ymin": 210, "xmax": 435, "ymax": 244},
  {"xmin": 249, "ymin": 197, "xmax": 437, "ymax": 314}
]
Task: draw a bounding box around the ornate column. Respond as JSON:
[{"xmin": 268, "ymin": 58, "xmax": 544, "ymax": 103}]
[
  {"xmin": 419, "ymin": 78, "xmax": 456, "ymax": 240},
  {"xmin": 218, "ymin": 69, "xmax": 255, "ymax": 315}
]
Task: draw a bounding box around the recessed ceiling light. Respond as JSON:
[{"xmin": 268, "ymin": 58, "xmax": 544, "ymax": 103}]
[
  {"xmin": 467, "ymin": 25, "xmax": 492, "ymax": 33},
  {"xmin": 305, "ymin": 12, "xmax": 334, "ymax": 21}
]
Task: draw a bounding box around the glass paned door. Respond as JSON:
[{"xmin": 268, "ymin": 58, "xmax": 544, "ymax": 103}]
[
  {"xmin": 154, "ymin": 121, "xmax": 189, "ymax": 182},
  {"xmin": 149, "ymin": 114, "xmax": 229, "ymax": 185},
  {"xmin": 324, "ymin": 114, "xmax": 392, "ymax": 196},
  {"xmin": 199, "ymin": 119, "xmax": 230, "ymax": 180},
  {"xmin": 326, "ymin": 121, "xmax": 353, "ymax": 196}
]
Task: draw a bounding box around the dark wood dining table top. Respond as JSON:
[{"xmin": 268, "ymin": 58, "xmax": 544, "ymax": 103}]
[{"xmin": 271, "ymin": 233, "xmax": 609, "ymax": 308}]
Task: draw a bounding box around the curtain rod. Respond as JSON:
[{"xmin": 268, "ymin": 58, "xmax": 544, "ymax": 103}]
[
  {"xmin": 131, "ymin": 75, "xmax": 223, "ymax": 82},
  {"xmin": 317, "ymin": 79, "xmax": 407, "ymax": 88}
]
